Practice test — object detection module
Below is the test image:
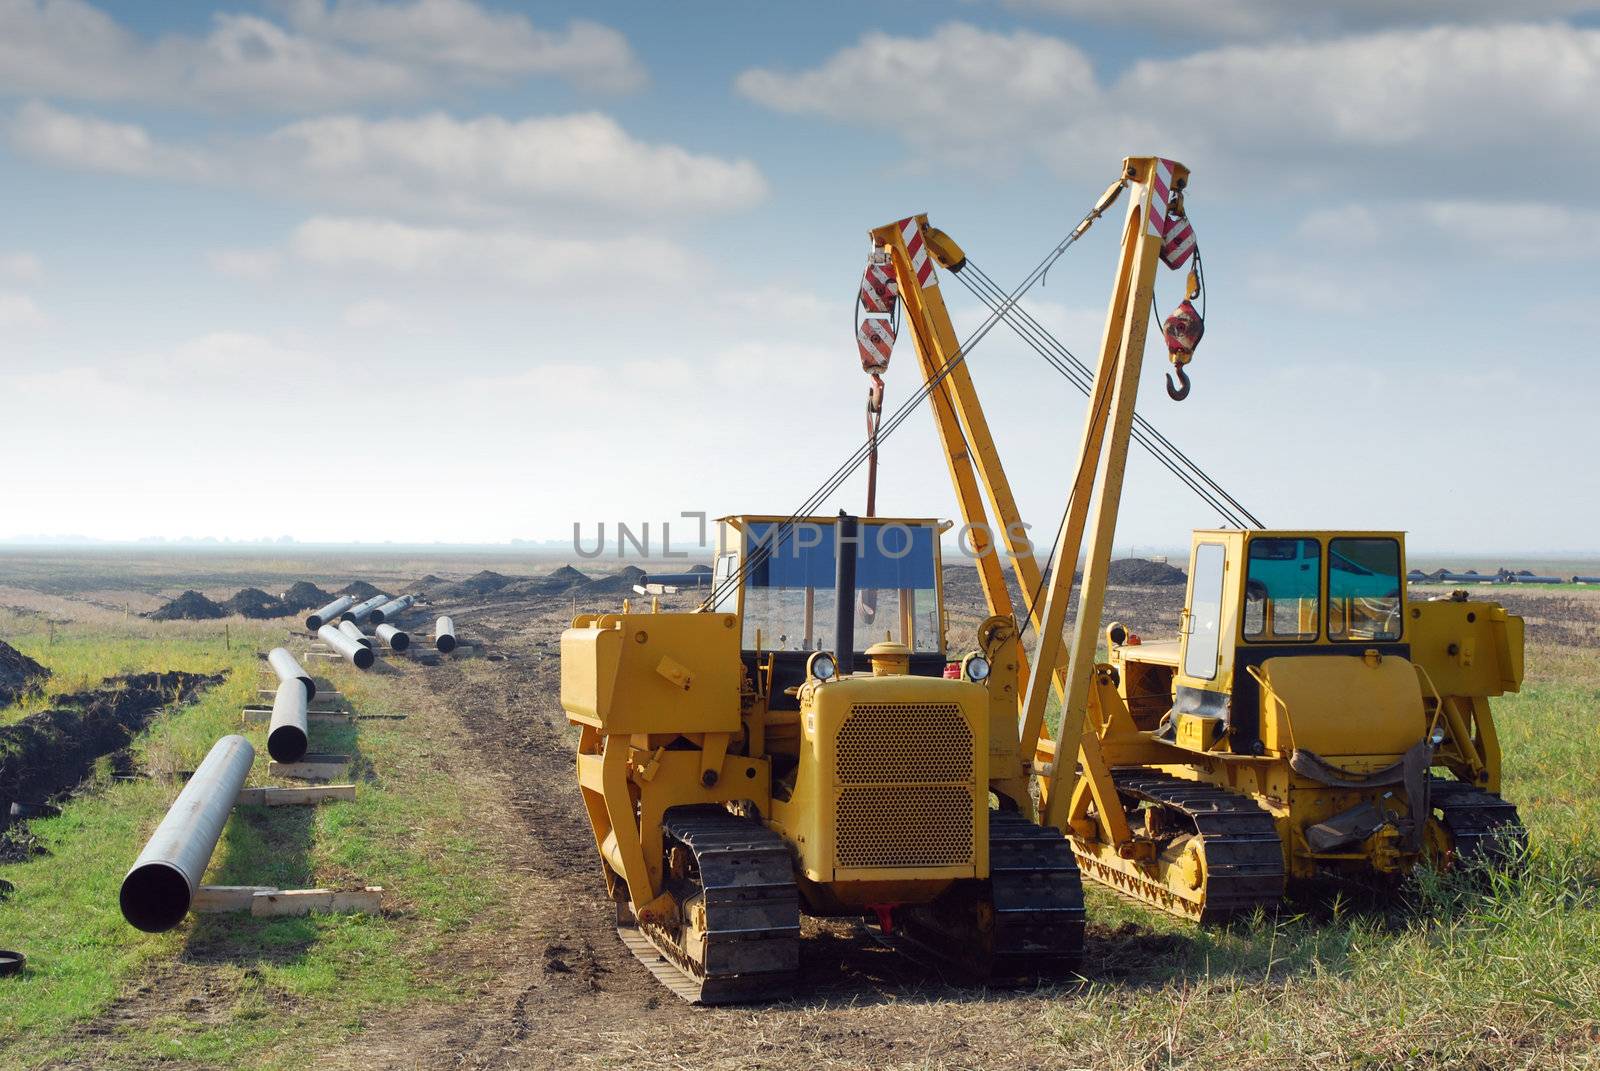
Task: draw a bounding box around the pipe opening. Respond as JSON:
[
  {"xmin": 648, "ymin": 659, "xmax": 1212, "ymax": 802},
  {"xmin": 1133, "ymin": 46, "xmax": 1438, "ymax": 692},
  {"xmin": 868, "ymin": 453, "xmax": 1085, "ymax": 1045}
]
[
  {"xmin": 353, "ymin": 647, "xmax": 375, "ymax": 669},
  {"xmin": 436, "ymin": 635, "xmax": 457, "ymax": 653},
  {"xmin": 390, "ymin": 632, "xmax": 409, "ymax": 651},
  {"xmin": 267, "ymin": 725, "xmax": 309, "ymax": 764},
  {"xmin": 297, "ymin": 676, "xmax": 316, "ymax": 701},
  {"xmin": 119, "ymin": 862, "xmax": 193, "ymax": 933}
]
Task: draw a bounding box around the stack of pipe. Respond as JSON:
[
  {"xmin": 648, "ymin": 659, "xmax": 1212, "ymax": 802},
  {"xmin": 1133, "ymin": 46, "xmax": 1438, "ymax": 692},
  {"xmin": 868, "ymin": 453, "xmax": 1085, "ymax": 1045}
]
[
  {"xmin": 343, "ymin": 593, "xmax": 392, "ymax": 624},
  {"xmin": 305, "ymin": 595, "xmax": 355, "ymax": 631},
  {"xmin": 369, "ymin": 595, "xmax": 415, "ymax": 625},
  {"xmin": 318, "ymin": 623, "xmax": 374, "ymax": 669},
  {"xmin": 266, "ymin": 647, "xmax": 316, "ymax": 701},
  {"xmin": 375, "ymin": 623, "xmax": 410, "ymax": 651},
  {"xmin": 267, "ymin": 679, "xmax": 309, "ymax": 763},
  {"xmin": 120, "ymin": 735, "xmax": 254, "ymax": 932},
  {"xmin": 434, "ymin": 616, "xmax": 457, "ymax": 653}
]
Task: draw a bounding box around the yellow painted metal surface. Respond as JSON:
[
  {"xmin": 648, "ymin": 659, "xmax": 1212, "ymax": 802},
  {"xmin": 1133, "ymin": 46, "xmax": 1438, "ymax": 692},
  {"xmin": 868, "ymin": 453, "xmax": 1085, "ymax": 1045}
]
[
  {"xmin": 560, "ymin": 611, "xmax": 742, "ymax": 735},
  {"xmin": 1408, "ymin": 600, "xmax": 1524, "ymax": 697},
  {"xmin": 1257, "ymin": 653, "xmax": 1426, "ymax": 759}
]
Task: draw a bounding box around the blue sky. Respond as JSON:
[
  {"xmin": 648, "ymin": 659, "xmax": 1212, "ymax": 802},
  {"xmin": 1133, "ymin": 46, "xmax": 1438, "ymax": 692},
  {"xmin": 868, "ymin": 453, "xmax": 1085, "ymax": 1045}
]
[{"xmin": 1, "ymin": 1, "xmax": 1596, "ymax": 552}]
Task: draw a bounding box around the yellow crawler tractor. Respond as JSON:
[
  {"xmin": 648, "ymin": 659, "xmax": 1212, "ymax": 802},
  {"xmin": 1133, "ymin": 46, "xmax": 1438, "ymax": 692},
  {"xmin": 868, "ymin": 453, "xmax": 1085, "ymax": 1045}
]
[
  {"xmin": 561, "ymin": 513, "xmax": 1084, "ymax": 1003},
  {"xmin": 865, "ymin": 156, "xmax": 1528, "ymax": 922}
]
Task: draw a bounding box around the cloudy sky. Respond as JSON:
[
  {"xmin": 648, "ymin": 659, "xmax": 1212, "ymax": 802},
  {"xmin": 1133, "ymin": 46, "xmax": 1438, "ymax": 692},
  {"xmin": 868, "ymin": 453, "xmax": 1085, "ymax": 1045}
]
[{"xmin": 1, "ymin": 1, "xmax": 1596, "ymax": 552}]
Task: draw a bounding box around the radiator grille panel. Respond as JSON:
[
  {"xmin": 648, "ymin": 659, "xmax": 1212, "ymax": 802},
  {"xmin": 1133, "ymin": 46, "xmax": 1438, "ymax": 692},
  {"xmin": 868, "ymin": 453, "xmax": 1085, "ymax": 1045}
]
[
  {"xmin": 833, "ymin": 702, "xmax": 975, "ymax": 869},
  {"xmin": 836, "ymin": 786, "xmax": 974, "ymax": 868},
  {"xmin": 835, "ymin": 702, "xmax": 972, "ymax": 784}
]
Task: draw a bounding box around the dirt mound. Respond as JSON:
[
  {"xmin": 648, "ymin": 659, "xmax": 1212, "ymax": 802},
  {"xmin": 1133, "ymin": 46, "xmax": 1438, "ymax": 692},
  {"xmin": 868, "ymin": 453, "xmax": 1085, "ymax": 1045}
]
[
  {"xmin": 0, "ymin": 670, "xmax": 222, "ymax": 813},
  {"xmin": 0, "ymin": 641, "xmax": 49, "ymax": 707},
  {"xmin": 581, "ymin": 566, "xmax": 648, "ymax": 595},
  {"xmin": 548, "ymin": 565, "xmax": 590, "ymax": 586},
  {"xmin": 687, "ymin": 563, "xmax": 713, "ymax": 575},
  {"xmin": 220, "ymin": 588, "xmax": 288, "ymax": 619},
  {"xmin": 279, "ymin": 581, "xmax": 333, "ymax": 611},
  {"xmin": 1107, "ymin": 558, "xmax": 1187, "ymax": 586},
  {"xmin": 146, "ymin": 590, "xmax": 227, "ymax": 621},
  {"xmin": 406, "ymin": 575, "xmax": 444, "ymax": 593},
  {"xmin": 433, "ymin": 571, "xmax": 513, "ymax": 601},
  {"xmin": 340, "ymin": 581, "xmax": 385, "ymax": 599}
]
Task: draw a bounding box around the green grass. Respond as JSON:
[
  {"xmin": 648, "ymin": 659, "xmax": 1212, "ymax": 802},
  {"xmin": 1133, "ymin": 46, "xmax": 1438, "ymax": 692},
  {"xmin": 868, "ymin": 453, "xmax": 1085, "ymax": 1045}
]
[
  {"xmin": 1042, "ymin": 646, "xmax": 1600, "ymax": 1070},
  {"xmin": 0, "ymin": 620, "xmax": 523, "ymax": 1069}
]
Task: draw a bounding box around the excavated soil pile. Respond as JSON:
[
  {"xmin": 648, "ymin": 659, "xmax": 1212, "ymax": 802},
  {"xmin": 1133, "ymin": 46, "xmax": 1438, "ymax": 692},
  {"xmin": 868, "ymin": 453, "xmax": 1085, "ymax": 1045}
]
[
  {"xmin": 0, "ymin": 641, "xmax": 49, "ymax": 707},
  {"xmin": 406, "ymin": 575, "xmax": 444, "ymax": 593},
  {"xmin": 279, "ymin": 581, "xmax": 333, "ymax": 611},
  {"xmin": 147, "ymin": 590, "xmax": 227, "ymax": 621},
  {"xmin": 1107, "ymin": 558, "xmax": 1187, "ymax": 585},
  {"xmin": 340, "ymin": 581, "xmax": 385, "ymax": 600},
  {"xmin": 547, "ymin": 565, "xmax": 590, "ymax": 586},
  {"xmin": 220, "ymin": 588, "xmax": 288, "ymax": 619},
  {"xmin": 0, "ymin": 670, "xmax": 222, "ymax": 812},
  {"xmin": 581, "ymin": 566, "xmax": 647, "ymax": 595},
  {"xmin": 433, "ymin": 571, "xmax": 512, "ymax": 601}
]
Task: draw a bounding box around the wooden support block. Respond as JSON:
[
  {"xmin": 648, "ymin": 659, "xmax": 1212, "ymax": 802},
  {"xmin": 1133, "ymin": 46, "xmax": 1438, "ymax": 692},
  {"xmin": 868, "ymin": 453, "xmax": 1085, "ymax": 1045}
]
[
  {"xmin": 242, "ymin": 707, "xmax": 353, "ymax": 726},
  {"xmin": 257, "ymin": 688, "xmax": 344, "ymax": 700},
  {"xmin": 194, "ymin": 885, "xmax": 278, "ymax": 913},
  {"xmin": 269, "ymin": 753, "xmax": 351, "ymax": 782},
  {"xmin": 250, "ymin": 887, "xmax": 384, "ymax": 918},
  {"xmin": 236, "ymin": 784, "xmax": 357, "ymax": 807}
]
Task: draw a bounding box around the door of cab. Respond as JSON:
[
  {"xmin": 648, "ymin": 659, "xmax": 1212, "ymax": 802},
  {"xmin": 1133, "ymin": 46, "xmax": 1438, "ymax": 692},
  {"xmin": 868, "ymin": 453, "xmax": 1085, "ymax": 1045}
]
[{"xmin": 1173, "ymin": 531, "xmax": 1243, "ymax": 746}]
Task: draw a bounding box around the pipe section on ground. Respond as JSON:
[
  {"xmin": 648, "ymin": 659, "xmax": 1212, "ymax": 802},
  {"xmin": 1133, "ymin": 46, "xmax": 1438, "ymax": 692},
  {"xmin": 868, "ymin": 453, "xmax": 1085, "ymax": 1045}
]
[
  {"xmin": 369, "ymin": 595, "xmax": 415, "ymax": 625},
  {"xmin": 434, "ymin": 616, "xmax": 457, "ymax": 653},
  {"xmin": 375, "ymin": 623, "xmax": 410, "ymax": 651},
  {"xmin": 343, "ymin": 594, "xmax": 391, "ymax": 624},
  {"xmin": 305, "ymin": 595, "xmax": 354, "ymax": 631},
  {"xmin": 119, "ymin": 734, "xmax": 254, "ymax": 933},
  {"xmin": 319, "ymin": 623, "xmax": 375, "ymax": 669},
  {"xmin": 266, "ymin": 647, "xmax": 316, "ymax": 701},
  {"xmin": 339, "ymin": 620, "xmax": 376, "ymax": 649},
  {"xmin": 267, "ymin": 679, "xmax": 309, "ymax": 763}
]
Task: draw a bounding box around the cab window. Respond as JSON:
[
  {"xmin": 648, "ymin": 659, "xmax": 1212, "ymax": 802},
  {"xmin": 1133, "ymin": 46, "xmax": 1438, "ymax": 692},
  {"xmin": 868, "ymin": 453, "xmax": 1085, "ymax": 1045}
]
[
  {"xmin": 1243, "ymin": 538, "xmax": 1320, "ymax": 642},
  {"xmin": 1183, "ymin": 542, "xmax": 1226, "ymax": 680},
  {"xmin": 1328, "ymin": 538, "xmax": 1403, "ymax": 642}
]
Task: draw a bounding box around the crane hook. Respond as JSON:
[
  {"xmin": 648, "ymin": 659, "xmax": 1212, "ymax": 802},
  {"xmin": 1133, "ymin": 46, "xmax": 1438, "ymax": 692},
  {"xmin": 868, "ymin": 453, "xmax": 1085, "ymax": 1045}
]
[{"xmin": 1165, "ymin": 365, "xmax": 1191, "ymax": 401}]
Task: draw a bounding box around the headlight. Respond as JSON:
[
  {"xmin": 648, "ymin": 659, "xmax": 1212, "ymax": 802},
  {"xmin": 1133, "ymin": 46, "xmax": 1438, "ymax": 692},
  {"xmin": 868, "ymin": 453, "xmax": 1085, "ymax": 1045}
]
[
  {"xmin": 963, "ymin": 654, "xmax": 991, "ymax": 682},
  {"xmin": 1429, "ymin": 726, "xmax": 1446, "ymax": 746},
  {"xmin": 808, "ymin": 651, "xmax": 838, "ymax": 681}
]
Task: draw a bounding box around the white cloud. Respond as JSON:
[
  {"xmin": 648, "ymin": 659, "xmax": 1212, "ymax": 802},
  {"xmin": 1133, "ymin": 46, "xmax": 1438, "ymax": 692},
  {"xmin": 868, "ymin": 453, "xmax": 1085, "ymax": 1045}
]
[
  {"xmin": 1419, "ymin": 200, "xmax": 1600, "ymax": 260},
  {"xmin": 0, "ymin": 291, "xmax": 47, "ymax": 328},
  {"xmin": 279, "ymin": 0, "xmax": 644, "ymax": 93},
  {"xmin": 341, "ymin": 297, "xmax": 406, "ymax": 329},
  {"xmin": 268, "ymin": 111, "xmax": 767, "ymax": 217},
  {"xmin": 208, "ymin": 247, "xmax": 283, "ymax": 280},
  {"xmin": 0, "ymin": 252, "xmax": 41, "ymax": 281},
  {"xmin": 13, "ymin": 104, "xmax": 767, "ymax": 220},
  {"xmin": 1000, "ymin": 0, "xmax": 1600, "ymax": 37},
  {"xmin": 738, "ymin": 22, "xmax": 1600, "ymax": 193},
  {"xmin": 1296, "ymin": 205, "xmax": 1382, "ymax": 250},
  {"xmin": 0, "ymin": 0, "xmax": 642, "ymax": 111},
  {"xmin": 286, "ymin": 216, "xmax": 698, "ymax": 288}
]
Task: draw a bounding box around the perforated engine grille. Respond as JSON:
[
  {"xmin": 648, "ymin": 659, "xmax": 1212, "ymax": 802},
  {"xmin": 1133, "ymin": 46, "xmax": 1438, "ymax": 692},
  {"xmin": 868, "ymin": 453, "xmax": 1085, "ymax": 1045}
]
[
  {"xmin": 835, "ymin": 703, "xmax": 973, "ymax": 784},
  {"xmin": 833, "ymin": 702, "xmax": 975, "ymax": 869}
]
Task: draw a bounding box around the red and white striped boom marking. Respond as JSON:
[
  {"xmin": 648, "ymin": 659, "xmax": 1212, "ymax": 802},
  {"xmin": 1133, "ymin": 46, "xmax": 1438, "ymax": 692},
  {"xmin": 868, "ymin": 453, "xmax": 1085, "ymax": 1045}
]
[
  {"xmin": 899, "ymin": 217, "xmax": 938, "ymax": 288},
  {"xmin": 1147, "ymin": 159, "xmax": 1175, "ymax": 238}
]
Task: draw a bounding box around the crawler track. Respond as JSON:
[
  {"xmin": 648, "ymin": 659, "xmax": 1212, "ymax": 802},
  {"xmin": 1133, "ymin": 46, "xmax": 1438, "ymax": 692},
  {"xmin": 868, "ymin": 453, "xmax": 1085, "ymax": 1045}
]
[
  {"xmin": 1430, "ymin": 778, "xmax": 1527, "ymax": 867},
  {"xmin": 1075, "ymin": 770, "xmax": 1285, "ymax": 923},
  {"xmin": 624, "ymin": 805, "xmax": 799, "ymax": 1005}
]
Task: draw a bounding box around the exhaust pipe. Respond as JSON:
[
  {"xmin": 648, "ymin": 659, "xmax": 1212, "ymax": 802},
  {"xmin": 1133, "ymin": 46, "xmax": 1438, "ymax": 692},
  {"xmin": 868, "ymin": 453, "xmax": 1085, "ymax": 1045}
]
[
  {"xmin": 434, "ymin": 616, "xmax": 457, "ymax": 653},
  {"xmin": 835, "ymin": 512, "xmax": 858, "ymax": 673},
  {"xmin": 369, "ymin": 595, "xmax": 415, "ymax": 625},
  {"xmin": 267, "ymin": 679, "xmax": 309, "ymax": 763},
  {"xmin": 266, "ymin": 647, "xmax": 316, "ymax": 701},
  {"xmin": 343, "ymin": 594, "xmax": 391, "ymax": 624},
  {"xmin": 375, "ymin": 623, "xmax": 410, "ymax": 651},
  {"xmin": 305, "ymin": 595, "xmax": 354, "ymax": 631},
  {"xmin": 120, "ymin": 735, "xmax": 254, "ymax": 932},
  {"xmin": 318, "ymin": 624, "xmax": 375, "ymax": 669},
  {"xmin": 338, "ymin": 620, "xmax": 376, "ymax": 649}
]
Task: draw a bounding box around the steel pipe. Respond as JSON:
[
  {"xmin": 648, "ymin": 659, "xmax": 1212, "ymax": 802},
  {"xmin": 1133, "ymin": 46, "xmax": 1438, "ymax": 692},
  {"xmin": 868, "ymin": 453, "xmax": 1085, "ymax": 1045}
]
[
  {"xmin": 267, "ymin": 647, "xmax": 316, "ymax": 701},
  {"xmin": 305, "ymin": 595, "xmax": 354, "ymax": 631},
  {"xmin": 267, "ymin": 678, "xmax": 309, "ymax": 763},
  {"xmin": 120, "ymin": 734, "xmax": 254, "ymax": 933},
  {"xmin": 375, "ymin": 623, "xmax": 410, "ymax": 651},
  {"xmin": 339, "ymin": 620, "xmax": 376, "ymax": 649},
  {"xmin": 369, "ymin": 595, "xmax": 415, "ymax": 625},
  {"xmin": 343, "ymin": 594, "xmax": 392, "ymax": 624},
  {"xmin": 434, "ymin": 616, "xmax": 457, "ymax": 653},
  {"xmin": 318, "ymin": 623, "xmax": 375, "ymax": 669}
]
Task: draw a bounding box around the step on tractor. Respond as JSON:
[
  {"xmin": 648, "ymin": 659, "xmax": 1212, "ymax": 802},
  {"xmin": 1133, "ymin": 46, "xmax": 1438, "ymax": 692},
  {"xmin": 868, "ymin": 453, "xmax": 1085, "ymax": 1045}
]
[{"xmin": 560, "ymin": 155, "xmax": 1527, "ymax": 1003}]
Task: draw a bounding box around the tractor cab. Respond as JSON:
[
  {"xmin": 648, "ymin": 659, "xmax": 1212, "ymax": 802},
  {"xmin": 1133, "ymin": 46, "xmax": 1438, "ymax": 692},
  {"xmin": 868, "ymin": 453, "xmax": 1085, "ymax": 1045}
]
[
  {"xmin": 706, "ymin": 515, "xmax": 950, "ymax": 708},
  {"xmin": 1115, "ymin": 530, "xmax": 1417, "ymax": 757}
]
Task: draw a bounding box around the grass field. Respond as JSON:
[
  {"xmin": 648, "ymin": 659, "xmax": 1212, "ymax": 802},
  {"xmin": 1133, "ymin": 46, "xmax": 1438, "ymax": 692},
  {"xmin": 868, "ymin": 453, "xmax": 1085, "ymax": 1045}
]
[{"xmin": 0, "ymin": 599, "xmax": 1597, "ymax": 1068}]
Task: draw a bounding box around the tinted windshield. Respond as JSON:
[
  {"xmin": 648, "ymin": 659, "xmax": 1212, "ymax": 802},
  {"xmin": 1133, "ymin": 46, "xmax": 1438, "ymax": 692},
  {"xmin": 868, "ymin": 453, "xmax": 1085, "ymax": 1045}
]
[
  {"xmin": 1243, "ymin": 537, "xmax": 1320, "ymax": 642},
  {"xmin": 739, "ymin": 520, "xmax": 941, "ymax": 654},
  {"xmin": 1328, "ymin": 538, "xmax": 1403, "ymax": 641}
]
